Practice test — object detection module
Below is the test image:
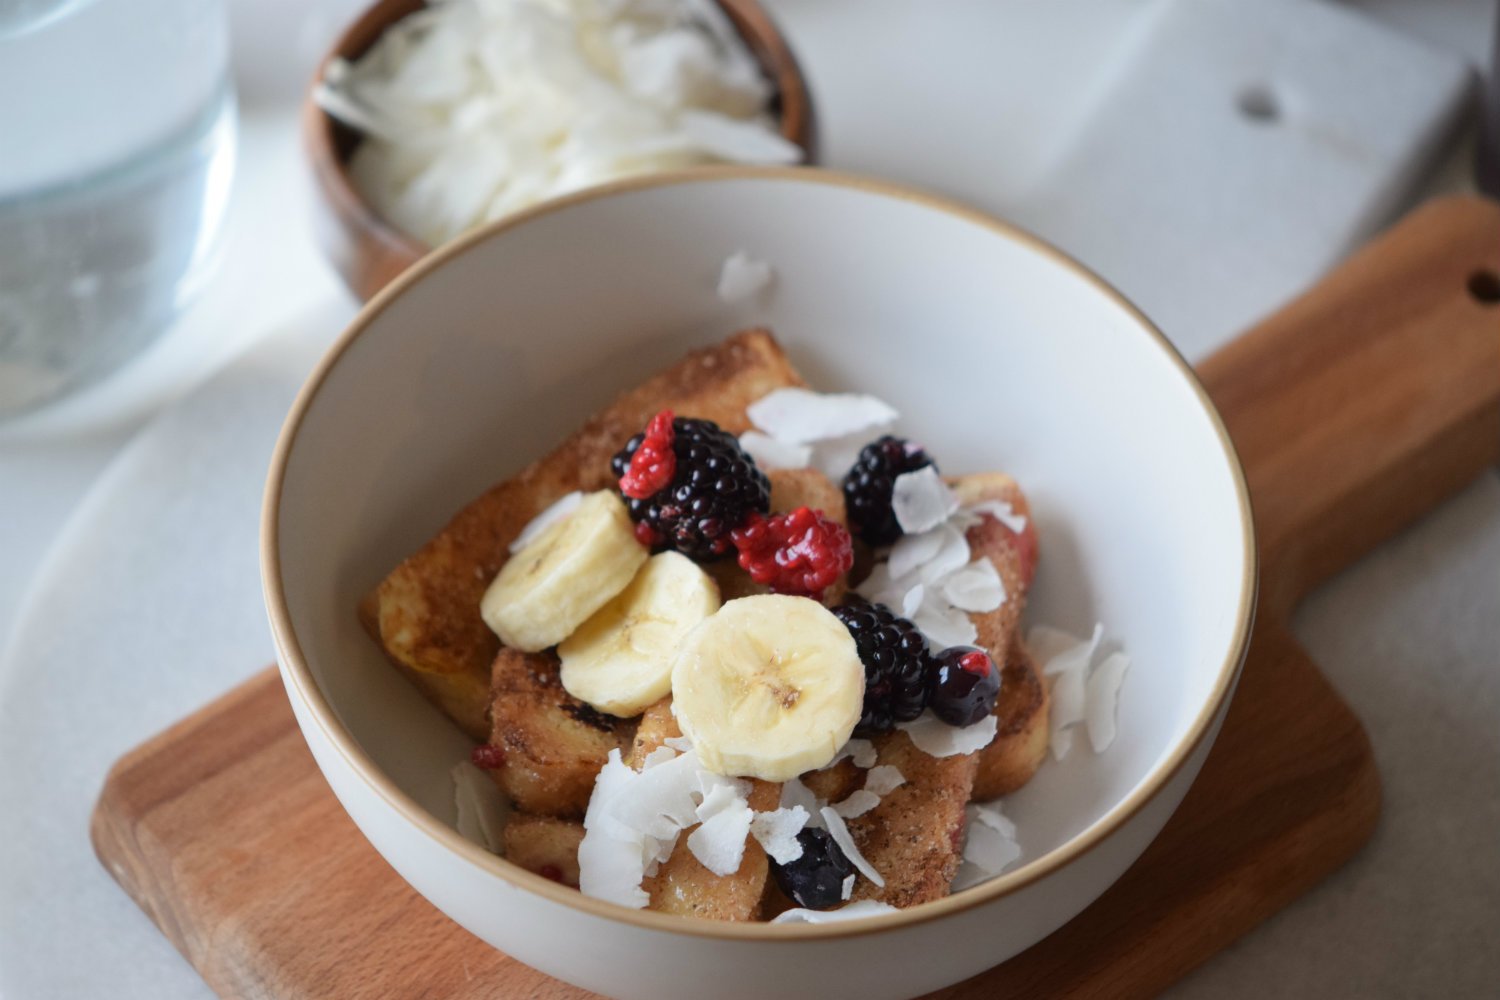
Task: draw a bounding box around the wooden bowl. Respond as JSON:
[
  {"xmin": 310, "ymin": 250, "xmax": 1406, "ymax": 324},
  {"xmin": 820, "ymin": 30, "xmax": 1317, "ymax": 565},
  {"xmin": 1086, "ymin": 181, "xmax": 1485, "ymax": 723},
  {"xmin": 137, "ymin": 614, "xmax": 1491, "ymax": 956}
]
[{"xmin": 304, "ymin": 0, "xmax": 817, "ymax": 302}]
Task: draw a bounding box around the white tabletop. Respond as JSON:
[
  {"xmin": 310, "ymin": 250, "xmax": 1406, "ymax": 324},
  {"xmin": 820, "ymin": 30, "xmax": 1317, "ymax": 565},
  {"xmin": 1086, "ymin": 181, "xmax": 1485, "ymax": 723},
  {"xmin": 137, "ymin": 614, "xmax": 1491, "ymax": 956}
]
[{"xmin": 1, "ymin": 1, "xmax": 1497, "ymax": 996}]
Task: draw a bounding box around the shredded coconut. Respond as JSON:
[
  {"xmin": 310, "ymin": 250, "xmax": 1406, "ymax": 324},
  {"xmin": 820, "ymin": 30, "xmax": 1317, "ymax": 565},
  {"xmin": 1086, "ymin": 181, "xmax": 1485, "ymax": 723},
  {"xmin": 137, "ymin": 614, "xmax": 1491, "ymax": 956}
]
[
  {"xmin": 899, "ymin": 711, "xmax": 998, "ymax": 758},
  {"xmin": 825, "ymin": 738, "xmax": 878, "ymax": 770},
  {"xmin": 738, "ymin": 430, "xmax": 811, "ymax": 471},
  {"xmin": 841, "ymin": 873, "xmax": 856, "ymax": 901},
  {"xmin": 770, "ymin": 900, "xmax": 900, "ymax": 924},
  {"xmin": 687, "ymin": 783, "xmax": 754, "ymax": 876},
  {"xmin": 830, "ymin": 789, "xmax": 881, "ymax": 819},
  {"xmin": 451, "ymin": 761, "xmax": 512, "ymax": 853},
  {"xmin": 746, "ymin": 388, "xmax": 900, "ymax": 446},
  {"xmin": 750, "ymin": 806, "xmax": 809, "ymax": 865},
  {"xmin": 1085, "ymin": 650, "xmax": 1130, "ymax": 753},
  {"xmin": 819, "ymin": 807, "xmax": 884, "ymax": 888},
  {"xmin": 863, "ymin": 765, "xmax": 906, "ymax": 797},
  {"xmin": 891, "ymin": 467, "xmax": 959, "ymax": 534},
  {"xmin": 318, "ymin": 0, "xmax": 800, "ymax": 246},
  {"xmin": 1027, "ymin": 623, "xmax": 1131, "ymax": 761},
  {"xmin": 951, "ymin": 801, "xmax": 1022, "ymax": 891},
  {"xmin": 717, "ymin": 251, "xmax": 775, "ymax": 302}
]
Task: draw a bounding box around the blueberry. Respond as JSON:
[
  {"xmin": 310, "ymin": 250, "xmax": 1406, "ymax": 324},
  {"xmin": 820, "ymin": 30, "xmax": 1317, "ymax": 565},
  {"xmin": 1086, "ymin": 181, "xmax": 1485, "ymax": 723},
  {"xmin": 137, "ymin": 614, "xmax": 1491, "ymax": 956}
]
[
  {"xmin": 770, "ymin": 828, "xmax": 855, "ymax": 910},
  {"xmin": 928, "ymin": 646, "xmax": 1001, "ymax": 727}
]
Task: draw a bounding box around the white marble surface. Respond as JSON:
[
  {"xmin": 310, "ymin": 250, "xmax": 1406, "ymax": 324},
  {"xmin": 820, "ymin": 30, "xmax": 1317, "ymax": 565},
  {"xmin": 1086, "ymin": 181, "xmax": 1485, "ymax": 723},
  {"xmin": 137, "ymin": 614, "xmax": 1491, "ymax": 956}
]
[{"xmin": 1, "ymin": 0, "xmax": 1497, "ymax": 996}]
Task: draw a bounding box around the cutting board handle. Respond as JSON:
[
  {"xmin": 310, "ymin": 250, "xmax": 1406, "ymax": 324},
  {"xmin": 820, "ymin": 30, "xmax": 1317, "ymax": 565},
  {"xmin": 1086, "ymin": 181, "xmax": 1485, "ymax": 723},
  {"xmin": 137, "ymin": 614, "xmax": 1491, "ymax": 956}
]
[{"xmin": 1198, "ymin": 196, "xmax": 1500, "ymax": 619}]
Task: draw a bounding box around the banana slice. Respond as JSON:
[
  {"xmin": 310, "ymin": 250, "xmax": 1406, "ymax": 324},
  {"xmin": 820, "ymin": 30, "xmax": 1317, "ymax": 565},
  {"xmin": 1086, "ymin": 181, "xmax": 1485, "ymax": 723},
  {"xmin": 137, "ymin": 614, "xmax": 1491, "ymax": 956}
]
[
  {"xmin": 558, "ymin": 552, "xmax": 721, "ymax": 716},
  {"xmin": 671, "ymin": 595, "xmax": 864, "ymax": 781},
  {"xmin": 481, "ymin": 490, "xmax": 647, "ymax": 652}
]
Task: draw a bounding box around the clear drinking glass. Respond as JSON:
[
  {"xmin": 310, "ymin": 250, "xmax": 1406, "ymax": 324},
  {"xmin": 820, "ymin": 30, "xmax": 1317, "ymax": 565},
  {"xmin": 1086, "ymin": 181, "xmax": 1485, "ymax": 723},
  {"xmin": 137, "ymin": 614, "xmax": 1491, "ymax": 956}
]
[{"xmin": 0, "ymin": 0, "xmax": 235, "ymax": 417}]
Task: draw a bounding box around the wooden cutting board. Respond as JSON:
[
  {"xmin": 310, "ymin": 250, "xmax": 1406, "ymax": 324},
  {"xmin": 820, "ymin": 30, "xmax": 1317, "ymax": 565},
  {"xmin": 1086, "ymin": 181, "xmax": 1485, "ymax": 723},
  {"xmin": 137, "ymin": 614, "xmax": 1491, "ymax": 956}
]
[{"xmin": 90, "ymin": 196, "xmax": 1500, "ymax": 999}]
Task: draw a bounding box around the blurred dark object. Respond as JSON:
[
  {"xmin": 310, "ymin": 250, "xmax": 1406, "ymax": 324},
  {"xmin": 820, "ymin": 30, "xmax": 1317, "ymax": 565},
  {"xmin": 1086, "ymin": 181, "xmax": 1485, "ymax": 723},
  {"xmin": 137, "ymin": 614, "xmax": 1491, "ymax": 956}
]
[{"xmin": 1480, "ymin": 8, "xmax": 1500, "ymax": 195}]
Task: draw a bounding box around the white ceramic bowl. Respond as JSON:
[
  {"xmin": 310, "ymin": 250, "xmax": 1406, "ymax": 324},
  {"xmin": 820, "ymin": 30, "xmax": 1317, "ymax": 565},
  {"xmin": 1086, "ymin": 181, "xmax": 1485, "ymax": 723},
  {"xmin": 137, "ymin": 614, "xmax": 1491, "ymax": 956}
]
[{"xmin": 263, "ymin": 168, "xmax": 1254, "ymax": 1000}]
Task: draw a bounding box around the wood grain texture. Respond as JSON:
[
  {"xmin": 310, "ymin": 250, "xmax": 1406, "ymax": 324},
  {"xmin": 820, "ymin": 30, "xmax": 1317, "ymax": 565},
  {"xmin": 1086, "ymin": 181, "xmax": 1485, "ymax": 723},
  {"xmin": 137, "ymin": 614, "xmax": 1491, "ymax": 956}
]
[
  {"xmin": 303, "ymin": 0, "xmax": 818, "ymax": 302},
  {"xmin": 91, "ymin": 196, "xmax": 1500, "ymax": 998}
]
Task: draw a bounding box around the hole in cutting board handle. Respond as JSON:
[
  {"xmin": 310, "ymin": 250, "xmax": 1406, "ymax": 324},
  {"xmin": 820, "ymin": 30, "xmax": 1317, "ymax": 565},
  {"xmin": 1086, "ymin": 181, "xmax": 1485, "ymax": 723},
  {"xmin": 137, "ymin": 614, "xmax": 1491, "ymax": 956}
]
[
  {"xmin": 1468, "ymin": 270, "xmax": 1500, "ymax": 305},
  {"xmin": 1236, "ymin": 84, "xmax": 1280, "ymax": 123}
]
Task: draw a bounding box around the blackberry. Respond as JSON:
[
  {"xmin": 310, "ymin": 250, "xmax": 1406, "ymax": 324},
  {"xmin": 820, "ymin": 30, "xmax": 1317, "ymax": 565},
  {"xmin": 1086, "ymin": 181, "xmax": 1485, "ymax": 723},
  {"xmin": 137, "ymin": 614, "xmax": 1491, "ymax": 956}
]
[
  {"xmin": 929, "ymin": 646, "xmax": 1001, "ymax": 727},
  {"xmin": 842, "ymin": 435, "xmax": 937, "ymax": 546},
  {"xmin": 832, "ymin": 599, "xmax": 932, "ymax": 736},
  {"xmin": 611, "ymin": 416, "xmax": 769, "ymax": 561},
  {"xmin": 770, "ymin": 828, "xmax": 855, "ymax": 910}
]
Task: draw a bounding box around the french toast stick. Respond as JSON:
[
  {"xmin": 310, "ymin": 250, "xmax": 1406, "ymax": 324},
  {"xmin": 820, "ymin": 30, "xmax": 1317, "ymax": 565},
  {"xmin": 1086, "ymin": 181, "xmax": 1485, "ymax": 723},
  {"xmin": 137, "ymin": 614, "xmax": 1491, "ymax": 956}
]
[
  {"xmin": 972, "ymin": 636, "xmax": 1050, "ymax": 801},
  {"xmin": 631, "ymin": 698, "xmax": 778, "ymax": 921},
  {"xmin": 487, "ymin": 646, "xmax": 632, "ymax": 819},
  {"xmin": 363, "ymin": 329, "xmax": 805, "ymax": 739},
  {"xmin": 503, "ymin": 814, "xmax": 585, "ymax": 887},
  {"xmin": 848, "ymin": 731, "xmax": 979, "ymax": 908}
]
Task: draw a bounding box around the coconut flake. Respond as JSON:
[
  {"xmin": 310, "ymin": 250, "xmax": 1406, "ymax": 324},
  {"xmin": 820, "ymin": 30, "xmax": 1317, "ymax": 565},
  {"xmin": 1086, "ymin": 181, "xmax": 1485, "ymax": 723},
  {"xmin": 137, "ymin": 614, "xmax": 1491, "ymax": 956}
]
[
  {"xmin": 951, "ymin": 802, "xmax": 1022, "ymax": 891},
  {"xmin": 750, "ymin": 806, "xmax": 809, "ymax": 865},
  {"xmin": 738, "ymin": 430, "xmax": 811, "ymax": 471},
  {"xmin": 841, "ymin": 873, "xmax": 856, "ymax": 901},
  {"xmin": 687, "ymin": 783, "xmax": 754, "ymax": 876},
  {"xmin": 451, "ymin": 761, "xmax": 512, "ymax": 853},
  {"xmin": 578, "ymin": 751, "xmax": 652, "ymax": 908},
  {"xmin": 508, "ymin": 491, "xmax": 583, "ymax": 553},
  {"xmin": 826, "ymin": 738, "xmax": 878, "ymax": 770},
  {"xmin": 900, "ymin": 583, "xmax": 925, "ymax": 619},
  {"xmin": 886, "ymin": 526, "xmax": 948, "ymax": 581},
  {"xmin": 831, "ymin": 789, "xmax": 881, "ymax": 819},
  {"xmin": 319, "ymin": 0, "xmax": 798, "ymax": 246},
  {"xmin": 809, "ymin": 429, "xmax": 895, "ymax": 482},
  {"xmin": 746, "ymin": 388, "xmax": 899, "ymax": 445},
  {"xmin": 1049, "ymin": 665, "xmax": 1086, "ymax": 761},
  {"xmin": 819, "ymin": 807, "xmax": 884, "ymax": 888},
  {"xmin": 640, "ymin": 745, "xmax": 679, "ymax": 770},
  {"xmin": 912, "ymin": 603, "xmax": 978, "ymax": 648},
  {"xmin": 900, "ymin": 711, "xmax": 998, "ymax": 758},
  {"xmin": 915, "ymin": 524, "xmax": 973, "ymax": 584},
  {"xmin": 1029, "ymin": 623, "xmax": 1102, "ymax": 675},
  {"xmin": 966, "ymin": 499, "xmax": 1029, "ymax": 535},
  {"xmin": 779, "ymin": 777, "xmax": 825, "ymax": 828},
  {"xmin": 770, "ymin": 900, "xmax": 900, "ymax": 924},
  {"xmin": 863, "ymin": 765, "xmax": 906, "ymax": 797},
  {"xmin": 717, "ymin": 251, "xmax": 775, "ymax": 303},
  {"xmin": 891, "ymin": 467, "xmax": 959, "ymax": 534},
  {"xmin": 1086, "ymin": 651, "xmax": 1130, "ymax": 753},
  {"xmin": 663, "ymin": 734, "xmax": 694, "ymax": 753},
  {"xmin": 942, "ymin": 558, "xmax": 1006, "ymax": 613}
]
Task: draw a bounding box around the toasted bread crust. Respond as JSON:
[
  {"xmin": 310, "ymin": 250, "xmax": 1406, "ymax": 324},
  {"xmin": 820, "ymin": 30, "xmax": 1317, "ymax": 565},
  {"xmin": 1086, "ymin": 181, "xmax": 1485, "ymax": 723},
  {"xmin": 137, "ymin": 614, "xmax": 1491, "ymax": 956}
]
[
  {"xmin": 365, "ymin": 329, "xmax": 805, "ymax": 735},
  {"xmin": 487, "ymin": 647, "xmax": 632, "ymax": 819},
  {"xmin": 629, "ymin": 698, "xmax": 777, "ymax": 921},
  {"xmin": 849, "ymin": 731, "xmax": 978, "ymax": 908},
  {"xmin": 502, "ymin": 814, "xmax": 585, "ymax": 886},
  {"xmin": 972, "ymin": 636, "xmax": 1050, "ymax": 800}
]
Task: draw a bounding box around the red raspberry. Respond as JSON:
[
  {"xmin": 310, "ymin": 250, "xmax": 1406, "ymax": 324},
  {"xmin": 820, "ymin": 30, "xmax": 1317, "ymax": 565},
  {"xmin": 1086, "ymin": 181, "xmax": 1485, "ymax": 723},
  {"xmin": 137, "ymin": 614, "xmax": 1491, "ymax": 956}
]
[
  {"xmin": 731, "ymin": 507, "xmax": 854, "ymax": 600},
  {"xmin": 470, "ymin": 744, "xmax": 506, "ymax": 769},
  {"xmin": 619, "ymin": 410, "xmax": 676, "ymax": 500}
]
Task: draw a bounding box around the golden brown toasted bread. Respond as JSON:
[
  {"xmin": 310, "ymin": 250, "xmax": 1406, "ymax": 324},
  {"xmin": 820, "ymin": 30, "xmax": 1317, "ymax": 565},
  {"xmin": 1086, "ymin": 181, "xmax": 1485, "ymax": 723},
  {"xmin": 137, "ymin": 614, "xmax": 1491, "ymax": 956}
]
[
  {"xmin": 705, "ymin": 466, "xmax": 850, "ymax": 603},
  {"xmin": 630, "ymin": 698, "xmax": 777, "ymax": 921},
  {"xmin": 849, "ymin": 731, "xmax": 978, "ymax": 908},
  {"xmin": 363, "ymin": 329, "xmax": 806, "ymax": 738},
  {"xmin": 949, "ymin": 472, "xmax": 1038, "ymax": 660},
  {"xmin": 502, "ymin": 814, "xmax": 585, "ymax": 887},
  {"xmin": 972, "ymin": 636, "xmax": 1050, "ymax": 801},
  {"xmin": 487, "ymin": 646, "xmax": 632, "ymax": 819},
  {"xmin": 799, "ymin": 758, "xmax": 864, "ymax": 804}
]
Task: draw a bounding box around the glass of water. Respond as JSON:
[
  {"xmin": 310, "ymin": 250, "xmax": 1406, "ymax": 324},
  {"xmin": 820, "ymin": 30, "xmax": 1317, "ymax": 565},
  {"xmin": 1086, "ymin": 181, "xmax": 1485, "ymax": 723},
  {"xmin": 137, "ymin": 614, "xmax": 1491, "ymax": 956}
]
[{"xmin": 0, "ymin": 0, "xmax": 235, "ymax": 417}]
